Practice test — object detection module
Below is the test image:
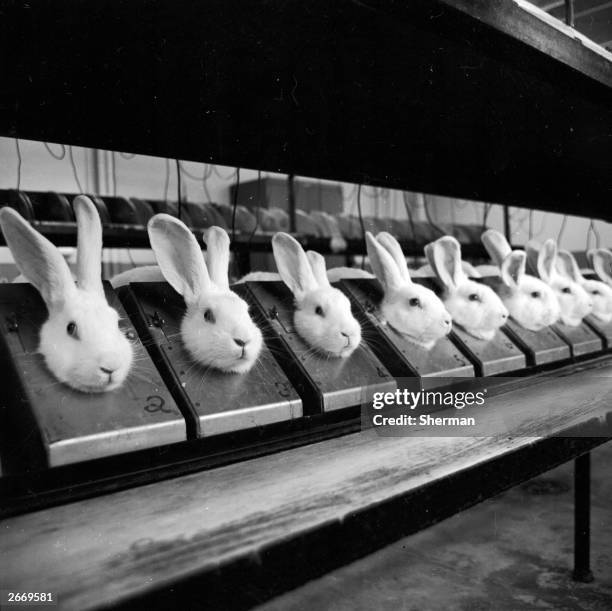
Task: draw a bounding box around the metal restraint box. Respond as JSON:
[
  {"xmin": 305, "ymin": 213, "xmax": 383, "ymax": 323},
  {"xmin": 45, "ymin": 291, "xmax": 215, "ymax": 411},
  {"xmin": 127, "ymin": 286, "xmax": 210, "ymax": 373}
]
[
  {"xmin": 118, "ymin": 282, "xmax": 303, "ymax": 437},
  {"xmin": 338, "ymin": 278, "xmax": 474, "ymax": 378},
  {"xmin": 240, "ymin": 281, "xmax": 396, "ymax": 413},
  {"xmin": 0, "ymin": 283, "xmax": 185, "ymax": 472}
]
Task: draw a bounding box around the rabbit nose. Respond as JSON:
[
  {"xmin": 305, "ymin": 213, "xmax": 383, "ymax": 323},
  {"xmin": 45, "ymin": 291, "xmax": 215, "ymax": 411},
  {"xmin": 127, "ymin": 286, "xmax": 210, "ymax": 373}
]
[
  {"xmin": 234, "ymin": 338, "xmax": 247, "ymax": 348},
  {"xmin": 443, "ymin": 318, "xmax": 451, "ymax": 327},
  {"xmin": 100, "ymin": 366, "xmax": 115, "ymax": 375}
]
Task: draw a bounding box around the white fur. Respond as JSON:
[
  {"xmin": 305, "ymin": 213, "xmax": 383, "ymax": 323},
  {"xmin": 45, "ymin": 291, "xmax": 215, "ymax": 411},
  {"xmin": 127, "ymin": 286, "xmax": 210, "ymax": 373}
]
[
  {"xmin": 525, "ymin": 239, "xmax": 592, "ymax": 327},
  {"xmin": 480, "ymin": 230, "xmax": 560, "ymax": 331},
  {"xmin": 0, "ymin": 196, "xmax": 133, "ymax": 393},
  {"xmin": 556, "ymin": 250, "xmax": 612, "ymax": 323},
  {"xmin": 147, "ymin": 217, "xmax": 262, "ymax": 373},
  {"xmin": 589, "ymin": 248, "xmax": 612, "ymax": 287},
  {"xmin": 271, "ymin": 233, "xmax": 361, "ymax": 358},
  {"xmin": 425, "ymin": 235, "xmax": 508, "ymax": 341},
  {"xmin": 365, "ymin": 232, "xmax": 451, "ymax": 349},
  {"xmin": 111, "ymin": 265, "xmax": 166, "ymax": 287}
]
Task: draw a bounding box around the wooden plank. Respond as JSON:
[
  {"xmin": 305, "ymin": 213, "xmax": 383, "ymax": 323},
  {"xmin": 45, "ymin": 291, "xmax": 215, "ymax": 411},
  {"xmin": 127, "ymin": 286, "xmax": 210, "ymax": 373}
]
[{"xmin": 1, "ymin": 362, "xmax": 612, "ymax": 610}]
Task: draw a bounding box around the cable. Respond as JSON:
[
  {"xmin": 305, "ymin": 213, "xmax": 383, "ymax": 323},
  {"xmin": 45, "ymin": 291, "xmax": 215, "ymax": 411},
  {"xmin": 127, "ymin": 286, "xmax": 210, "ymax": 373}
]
[
  {"xmin": 111, "ymin": 151, "xmax": 117, "ymax": 197},
  {"xmin": 357, "ymin": 184, "xmax": 366, "ymax": 269},
  {"xmin": 231, "ymin": 168, "xmax": 240, "ymax": 244},
  {"xmin": 424, "ymin": 195, "xmax": 445, "ymax": 236},
  {"xmin": 557, "ymin": 214, "xmax": 568, "ymax": 246},
  {"xmin": 43, "ymin": 142, "xmax": 66, "ymax": 160},
  {"xmin": 213, "ymin": 165, "xmax": 238, "ymax": 180},
  {"xmin": 68, "ymin": 146, "xmax": 83, "ymax": 192},
  {"xmin": 163, "ymin": 158, "xmax": 170, "ymax": 205},
  {"xmin": 175, "ymin": 159, "xmax": 182, "ymax": 221},
  {"xmin": 15, "ymin": 139, "xmax": 22, "ymax": 191}
]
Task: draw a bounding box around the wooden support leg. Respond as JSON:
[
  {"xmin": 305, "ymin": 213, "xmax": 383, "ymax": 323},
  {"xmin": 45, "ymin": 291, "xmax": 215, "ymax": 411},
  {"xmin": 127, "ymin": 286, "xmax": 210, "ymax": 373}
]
[{"xmin": 573, "ymin": 452, "xmax": 594, "ymax": 583}]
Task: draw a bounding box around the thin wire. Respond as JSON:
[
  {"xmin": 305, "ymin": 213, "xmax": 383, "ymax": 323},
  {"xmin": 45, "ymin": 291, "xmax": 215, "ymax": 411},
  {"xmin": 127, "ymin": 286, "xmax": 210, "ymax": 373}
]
[
  {"xmin": 175, "ymin": 159, "xmax": 182, "ymax": 220},
  {"xmin": 213, "ymin": 165, "xmax": 238, "ymax": 180},
  {"xmin": 247, "ymin": 170, "xmax": 262, "ymax": 247},
  {"xmin": 357, "ymin": 184, "xmax": 366, "ymax": 269},
  {"xmin": 587, "ymin": 219, "xmax": 601, "ymax": 250},
  {"xmin": 163, "ymin": 159, "xmax": 170, "ymax": 205},
  {"xmin": 15, "ymin": 139, "xmax": 22, "ymax": 191},
  {"xmin": 482, "ymin": 203, "xmax": 492, "ymax": 231},
  {"xmin": 557, "ymin": 214, "xmax": 568, "ymax": 246},
  {"xmin": 111, "ymin": 151, "xmax": 117, "ymax": 197},
  {"xmin": 43, "ymin": 142, "xmax": 66, "ymax": 160},
  {"xmin": 68, "ymin": 146, "xmax": 83, "ymax": 192},
  {"xmin": 424, "ymin": 195, "xmax": 445, "ymax": 236},
  {"xmin": 231, "ymin": 168, "xmax": 240, "ymax": 244},
  {"xmin": 528, "ymin": 208, "xmax": 534, "ymax": 240}
]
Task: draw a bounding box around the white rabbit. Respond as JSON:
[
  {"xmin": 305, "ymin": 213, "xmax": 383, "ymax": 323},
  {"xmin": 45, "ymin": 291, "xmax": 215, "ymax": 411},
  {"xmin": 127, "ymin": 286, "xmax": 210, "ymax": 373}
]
[
  {"xmin": 424, "ymin": 235, "xmax": 509, "ymax": 341},
  {"xmin": 589, "ymin": 248, "xmax": 612, "ymax": 287},
  {"xmin": 0, "ymin": 196, "xmax": 133, "ymax": 393},
  {"xmin": 271, "ymin": 232, "xmax": 361, "ymax": 357},
  {"xmin": 479, "ymin": 229, "xmax": 560, "ymax": 331},
  {"xmin": 361, "ymin": 231, "xmax": 452, "ymax": 349},
  {"xmin": 147, "ymin": 215, "xmax": 263, "ymax": 373},
  {"xmin": 525, "ymin": 239, "xmax": 592, "ymax": 327},
  {"xmin": 556, "ymin": 249, "xmax": 612, "ymax": 324}
]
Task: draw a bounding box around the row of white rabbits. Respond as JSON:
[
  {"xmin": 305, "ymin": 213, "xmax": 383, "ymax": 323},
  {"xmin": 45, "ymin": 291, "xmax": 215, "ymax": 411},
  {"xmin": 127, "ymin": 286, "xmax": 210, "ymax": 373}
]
[{"xmin": 1, "ymin": 195, "xmax": 611, "ymax": 395}]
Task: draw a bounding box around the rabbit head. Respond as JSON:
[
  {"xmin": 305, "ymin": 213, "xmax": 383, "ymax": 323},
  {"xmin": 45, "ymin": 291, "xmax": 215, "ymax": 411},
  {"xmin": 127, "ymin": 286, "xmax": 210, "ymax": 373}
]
[
  {"xmin": 526, "ymin": 239, "xmax": 592, "ymax": 327},
  {"xmin": 0, "ymin": 196, "xmax": 133, "ymax": 393},
  {"xmin": 365, "ymin": 231, "xmax": 452, "ymax": 349},
  {"xmin": 272, "ymin": 233, "xmax": 361, "ymax": 357},
  {"xmin": 425, "ymin": 235, "xmax": 508, "ymax": 341},
  {"xmin": 557, "ymin": 249, "xmax": 612, "ymax": 323},
  {"xmin": 148, "ymin": 215, "xmax": 263, "ymax": 373},
  {"xmin": 481, "ymin": 230, "xmax": 560, "ymax": 331}
]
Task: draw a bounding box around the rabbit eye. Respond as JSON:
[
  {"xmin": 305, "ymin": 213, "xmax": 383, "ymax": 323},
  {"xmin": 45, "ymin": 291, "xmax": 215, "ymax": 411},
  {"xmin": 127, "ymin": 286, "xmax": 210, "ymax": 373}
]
[
  {"xmin": 66, "ymin": 321, "xmax": 78, "ymax": 339},
  {"xmin": 531, "ymin": 291, "xmax": 541, "ymax": 298},
  {"xmin": 204, "ymin": 309, "xmax": 216, "ymax": 323},
  {"xmin": 468, "ymin": 293, "xmax": 480, "ymax": 302},
  {"xmin": 591, "ymin": 290, "xmax": 600, "ymax": 296},
  {"xmin": 562, "ymin": 287, "xmax": 572, "ymax": 294},
  {"xmin": 315, "ymin": 305, "xmax": 324, "ymax": 317},
  {"xmin": 409, "ymin": 297, "xmax": 420, "ymax": 308}
]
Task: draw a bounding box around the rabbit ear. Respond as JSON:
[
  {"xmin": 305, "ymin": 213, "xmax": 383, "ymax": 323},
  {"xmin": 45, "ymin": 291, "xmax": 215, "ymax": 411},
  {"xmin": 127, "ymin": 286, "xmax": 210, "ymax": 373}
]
[
  {"xmin": 148, "ymin": 214, "xmax": 211, "ymax": 305},
  {"xmin": 424, "ymin": 236, "xmax": 464, "ymax": 290},
  {"xmin": 375, "ymin": 232, "xmax": 411, "ymax": 283},
  {"xmin": 0, "ymin": 206, "xmax": 75, "ymax": 306},
  {"xmin": 556, "ymin": 250, "xmax": 582, "ymax": 283},
  {"xmin": 272, "ymin": 233, "xmax": 319, "ymax": 300},
  {"xmin": 589, "ymin": 249, "xmax": 612, "ymax": 284},
  {"xmin": 481, "ymin": 229, "xmax": 512, "ymax": 268},
  {"xmin": 306, "ymin": 250, "xmax": 331, "ymax": 288},
  {"xmin": 73, "ymin": 195, "xmax": 104, "ymax": 297},
  {"xmin": 203, "ymin": 226, "xmax": 230, "ymax": 290},
  {"xmin": 365, "ymin": 232, "xmax": 403, "ymax": 293},
  {"xmin": 537, "ymin": 239, "xmax": 558, "ymax": 283},
  {"xmin": 500, "ymin": 251, "xmax": 526, "ymax": 288}
]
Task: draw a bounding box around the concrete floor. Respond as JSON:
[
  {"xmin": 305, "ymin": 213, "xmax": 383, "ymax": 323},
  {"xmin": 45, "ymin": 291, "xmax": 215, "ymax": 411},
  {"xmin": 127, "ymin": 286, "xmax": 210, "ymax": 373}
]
[{"xmin": 259, "ymin": 443, "xmax": 612, "ymax": 611}]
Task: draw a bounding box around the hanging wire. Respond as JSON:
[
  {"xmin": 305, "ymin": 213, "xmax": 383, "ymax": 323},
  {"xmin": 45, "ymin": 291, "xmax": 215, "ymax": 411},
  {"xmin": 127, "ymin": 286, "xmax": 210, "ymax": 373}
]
[
  {"xmin": 528, "ymin": 208, "xmax": 534, "ymax": 241},
  {"xmin": 247, "ymin": 170, "xmax": 262, "ymax": 249},
  {"xmin": 68, "ymin": 146, "xmax": 83, "ymax": 192},
  {"xmin": 175, "ymin": 159, "xmax": 182, "ymax": 220},
  {"xmin": 586, "ymin": 219, "xmax": 601, "ymax": 250},
  {"xmin": 357, "ymin": 184, "xmax": 366, "ymax": 269},
  {"xmin": 111, "ymin": 151, "xmax": 117, "ymax": 197},
  {"xmin": 424, "ymin": 195, "xmax": 445, "ymax": 236},
  {"xmin": 15, "ymin": 139, "xmax": 22, "ymax": 191},
  {"xmin": 163, "ymin": 158, "xmax": 171, "ymax": 205},
  {"xmin": 231, "ymin": 168, "xmax": 240, "ymax": 244},
  {"xmin": 202, "ymin": 165, "xmax": 213, "ymax": 202},
  {"xmin": 482, "ymin": 203, "xmax": 493, "ymax": 231},
  {"xmin": 402, "ymin": 191, "xmax": 419, "ymax": 265},
  {"xmin": 43, "ymin": 142, "xmax": 66, "ymax": 160},
  {"xmin": 557, "ymin": 214, "xmax": 568, "ymax": 246},
  {"xmin": 213, "ymin": 165, "xmax": 238, "ymax": 180}
]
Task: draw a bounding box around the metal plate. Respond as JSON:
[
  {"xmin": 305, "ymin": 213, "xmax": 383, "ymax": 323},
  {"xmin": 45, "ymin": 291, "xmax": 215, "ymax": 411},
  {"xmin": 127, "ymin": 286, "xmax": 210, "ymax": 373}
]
[
  {"xmin": 339, "ymin": 278, "xmax": 474, "ymax": 378},
  {"xmin": 120, "ymin": 283, "xmax": 303, "ymax": 436},
  {"xmin": 583, "ymin": 315, "xmax": 612, "ymax": 349},
  {"xmin": 552, "ymin": 322, "xmax": 604, "ymax": 357},
  {"xmin": 502, "ymin": 319, "xmax": 571, "ymax": 366},
  {"xmin": 0, "ymin": 283, "xmax": 185, "ymax": 471},
  {"xmin": 413, "ymin": 277, "xmax": 526, "ymax": 376},
  {"xmin": 243, "ymin": 281, "xmax": 396, "ymax": 412}
]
